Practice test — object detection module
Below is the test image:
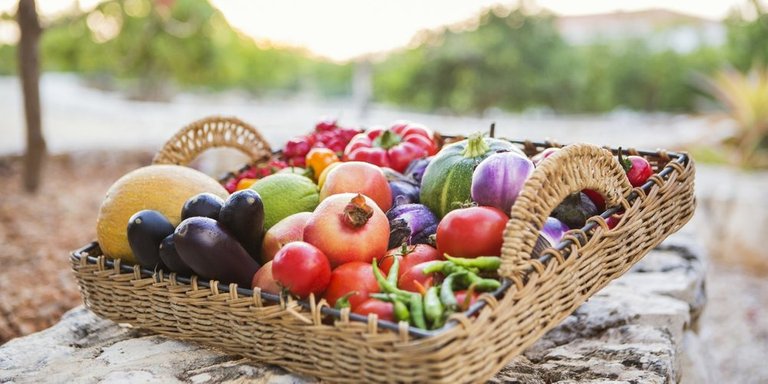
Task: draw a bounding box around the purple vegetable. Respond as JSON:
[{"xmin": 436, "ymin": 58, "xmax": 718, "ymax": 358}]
[
  {"xmin": 404, "ymin": 157, "xmax": 431, "ymax": 184},
  {"xmin": 389, "ymin": 180, "xmax": 420, "ymax": 206},
  {"xmin": 531, "ymin": 217, "xmax": 570, "ymax": 257},
  {"xmin": 471, "ymin": 152, "xmax": 534, "ymax": 214},
  {"xmin": 386, "ymin": 204, "xmax": 438, "ymax": 249},
  {"xmin": 541, "ymin": 217, "xmax": 569, "ymax": 246}
]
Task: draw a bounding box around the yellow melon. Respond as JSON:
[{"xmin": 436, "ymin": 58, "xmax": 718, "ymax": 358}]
[{"xmin": 96, "ymin": 165, "xmax": 228, "ymax": 263}]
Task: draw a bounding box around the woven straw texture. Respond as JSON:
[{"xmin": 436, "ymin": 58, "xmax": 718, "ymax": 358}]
[{"xmin": 72, "ymin": 117, "xmax": 696, "ymax": 383}]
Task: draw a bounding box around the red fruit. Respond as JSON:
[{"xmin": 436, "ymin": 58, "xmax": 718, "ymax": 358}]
[
  {"xmin": 339, "ymin": 127, "xmax": 362, "ymax": 141},
  {"xmin": 379, "ymin": 244, "xmax": 442, "ymax": 278},
  {"xmin": 618, "ymin": 149, "xmax": 653, "ymax": 187},
  {"xmin": 606, "ymin": 213, "xmax": 623, "ymax": 229},
  {"xmin": 272, "ymin": 242, "xmax": 331, "ymax": 299},
  {"xmin": 398, "ymin": 260, "xmax": 441, "ymax": 293},
  {"xmin": 251, "ymin": 261, "xmax": 280, "ymax": 295},
  {"xmin": 303, "ymin": 193, "xmax": 389, "ymax": 267},
  {"xmin": 322, "ymin": 262, "xmax": 380, "ymax": 309},
  {"xmin": 224, "ymin": 178, "xmax": 239, "ymax": 194},
  {"xmin": 287, "ymin": 156, "xmax": 306, "ymax": 167},
  {"xmin": 583, "ymin": 189, "xmax": 606, "ymax": 211},
  {"xmin": 284, "ymin": 136, "xmax": 313, "ymax": 158},
  {"xmin": 378, "ymin": 254, "xmax": 403, "ymax": 277},
  {"xmin": 320, "ymin": 161, "xmax": 393, "ymax": 212},
  {"xmin": 315, "ymin": 118, "xmax": 338, "ymax": 132},
  {"xmin": 436, "ymin": 206, "xmax": 508, "ymax": 258},
  {"xmin": 261, "ymin": 212, "xmax": 312, "ymax": 262},
  {"xmin": 354, "ymin": 299, "xmax": 394, "ymax": 322}
]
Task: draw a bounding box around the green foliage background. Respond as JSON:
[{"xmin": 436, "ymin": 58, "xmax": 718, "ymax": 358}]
[{"xmin": 0, "ymin": 0, "xmax": 766, "ymax": 113}]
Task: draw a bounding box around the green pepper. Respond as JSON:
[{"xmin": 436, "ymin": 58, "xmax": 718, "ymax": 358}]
[
  {"xmin": 424, "ymin": 286, "xmax": 444, "ymax": 328},
  {"xmin": 372, "ymin": 259, "xmax": 412, "ymax": 301},
  {"xmin": 439, "ymin": 271, "xmax": 466, "ymax": 313},
  {"xmin": 444, "ymin": 254, "xmax": 501, "ymax": 271},
  {"xmin": 422, "ymin": 260, "xmax": 479, "ymax": 276},
  {"xmin": 462, "ymin": 271, "xmax": 501, "ymax": 291},
  {"xmin": 333, "ymin": 291, "xmax": 358, "ymax": 309},
  {"xmin": 387, "ymin": 251, "xmax": 401, "ymax": 287},
  {"xmin": 393, "ymin": 299, "xmax": 410, "ymax": 323},
  {"xmin": 409, "ymin": 293, "xmax": 427, "ymax": 329}
]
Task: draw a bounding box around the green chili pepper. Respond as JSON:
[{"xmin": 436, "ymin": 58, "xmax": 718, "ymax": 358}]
[
  {"xmin": 372, "ymin": 260, "xmax": 414, "ymax": 301},
  {"xmin": 393, "ymin": 299, "xmax": 410, "ymax": 323},
  {"xmin": 462, "ymin": 271, "xmax": 501, "ymax": 291},
  {"xmin": 334, "ymin": 291, "xmax": 358, "ymax": 309},
  {"xmin": 424, "ymin": 286, "xmax": 444, "ymax": 328},
  {"xmin": 439, "ymin": 272, "xmax": 466, "ymax": 313},
  {"xmin": 387, "ymin": 251, "xmax": 401, "ymax": 286},
  {"xmin": 409, "ymin": 293, "xmax": 427, "ymax": 329},
  {"xmin": 444, "ymin": 254, "xmax": 501, "ymax": 271}
]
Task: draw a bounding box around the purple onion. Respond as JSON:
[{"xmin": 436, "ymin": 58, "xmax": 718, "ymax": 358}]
[
  {"xmin": 541, "ymin": 217, "xmax": 569, "ymax": 246},
  {"xmin": 471, "ymin": 152, "xmax": 534, "ymax": 214}
]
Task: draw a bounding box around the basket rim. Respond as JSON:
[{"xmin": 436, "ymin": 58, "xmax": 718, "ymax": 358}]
[{"xmin": 74, "ymin": 138, "xmax": 692, "ymax": 339}]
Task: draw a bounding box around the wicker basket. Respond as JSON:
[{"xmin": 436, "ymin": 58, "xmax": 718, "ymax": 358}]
[{"xmin": 71, "ymin": 116, "xmax": 696, "ymax": 383}]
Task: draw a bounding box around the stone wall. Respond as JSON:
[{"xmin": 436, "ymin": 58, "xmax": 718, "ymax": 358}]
[{"xmin": 0, "ymin": 233, "xmax": 709, "ymax": 383}]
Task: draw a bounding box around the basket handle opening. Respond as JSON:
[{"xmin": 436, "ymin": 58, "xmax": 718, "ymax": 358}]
[
  {"xmin": 499, "ymin": 143, "xmax": 633, "ymax": 279},
  {"xmin": 152, "ymin": 116, "xmax": 273, "ymax": 166}
]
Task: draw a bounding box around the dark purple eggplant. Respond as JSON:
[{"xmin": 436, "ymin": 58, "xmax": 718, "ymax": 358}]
[
  {"xmin": 159, "ymin": 234, "xmax": 193, "ymax": 275},
  {"xmin": 551, "ymin": 192, "xmax": 599, "ymax": 229},
  {"xmin": 386, "ymin": 203, "xmax": 439, "ymax": 249},
  {"xmin": 404, "ymin": 157, "xmax": 431, "ymax": 184},
  {"xmin": 127, "ymin": 210, "xmax": 174, "ymax": 268},
  {"xmin": 389, "ymin": 179, "xmax": 420, "ymax": 206},
  {"xmin": 181, "ymin": 192, "xmax": 225, "ymax": 221},
  {"xmin": 218, "ymin": 189, "xmax": 265, "ymax": 261},
  {"xmin": 174, "ymin": 217, "xmax": 260, "ymax": 287}
]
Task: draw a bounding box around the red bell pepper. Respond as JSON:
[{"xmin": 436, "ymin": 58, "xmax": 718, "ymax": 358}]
[{"xmin": 343, "ymin": 123, "xmax": 437, "ymax": 172}]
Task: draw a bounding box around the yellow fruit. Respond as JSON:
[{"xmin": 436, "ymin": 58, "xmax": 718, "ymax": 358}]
[
  {"xmin": 96, "ymin": 165, "xmax": 228, "ymax": 263},
  {"xmin": 317, "ymin": 162, "xmax": 341, "ymax": 190}
]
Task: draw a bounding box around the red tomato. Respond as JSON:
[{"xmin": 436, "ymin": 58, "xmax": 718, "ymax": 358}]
[
  {"xmin": 436, "ymin": 206, "xmax": 508, "ymax": 258},
  {"xmin": 322, "ymin": 262, "xmax": 380, "ymax": 309},
  {"xmin": 398, "ymin": 260, "xmax": 440, "ymax": 293},
  {"xmin": 353, "ymin": 299, "xmax": 394, "ymax": 322},
  {"xmin": 378, "ymin": 254, "xmax": 402, "ymax": 277},
  {"xmin": 272, "ymin": 242, "xmax": 331, "ymax": 299},
  {"xmin": 379, "ymin": 244, "xmax": 442, "ymax": 278}
]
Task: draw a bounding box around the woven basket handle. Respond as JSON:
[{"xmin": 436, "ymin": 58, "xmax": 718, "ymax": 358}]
[
  {"xmin": 498, "ymin": 143, "xmax": 633, "ymax": 278},
  {"xmin": 152, "ymin": 116, "xmax": 272, "ymax": 166}
]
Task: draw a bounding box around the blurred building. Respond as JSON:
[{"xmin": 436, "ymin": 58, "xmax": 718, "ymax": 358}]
[{"xmin": 556, "ymin": 9, "xmax": 726, "ymax": 53}]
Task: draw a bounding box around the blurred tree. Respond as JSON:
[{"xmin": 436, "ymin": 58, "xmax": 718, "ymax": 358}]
[
  {"xmin": 37, "ymin": 0, "xmax": 351, "ymax": 99},
  {"xmin": 374, "ymin": 6, "xmax": 575, "ymax": 114},
  {"xmin": 725, "ymin": 0, "xmax": 768, "ymax": 72},
  {"xmin": 17, "ymin": 0, "xmax": 46, "ymax": 193}
]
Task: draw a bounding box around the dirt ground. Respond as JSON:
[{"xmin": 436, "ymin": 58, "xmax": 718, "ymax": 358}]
[
  {"xmin": 0, "ymin": 151, "xmax": 766, "ymax": 382},
  {"xmin": 0, "ymin": 151, "xmax": 153, "ymax": 341}
]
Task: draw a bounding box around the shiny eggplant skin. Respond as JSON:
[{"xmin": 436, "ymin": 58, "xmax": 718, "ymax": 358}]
[
  {"xmin": 173, "ymin": 216, "xmax": 260, "ymax": 287},
  {"xmin": 218, "ymin": 189, "xmax": 265, "ymax": 261},
  {"xmin": 126, "ymin": 209, "xmax": 174, "ymax": 268}
]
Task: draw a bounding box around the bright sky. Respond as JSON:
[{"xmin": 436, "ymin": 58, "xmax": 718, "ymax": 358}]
[{"xmin": 0, "ymin": 0, "xmax": 760, "ymax": 61}]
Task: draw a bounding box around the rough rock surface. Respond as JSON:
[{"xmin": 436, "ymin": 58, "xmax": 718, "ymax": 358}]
[{"xmin": 0, "ymin": 233, "xmax": 709, "ymax": 383}]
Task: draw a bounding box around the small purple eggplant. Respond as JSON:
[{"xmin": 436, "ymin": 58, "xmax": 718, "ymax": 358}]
[
  {"xmin": 404, "ymin": 157, "xmax": 431, "ymax": 184},
  {"xmin": 386, "ymin": 203, "xmax": 438, "ymax": 249},
  {"xmin": 471, "ymin": 151, "xmax": 534, "ymax": 215}
]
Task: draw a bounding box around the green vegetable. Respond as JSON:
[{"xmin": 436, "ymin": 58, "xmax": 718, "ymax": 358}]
[
  {"xmin": 424, "ymin": 286, "xmax": 444, "ymax": 329},
  {"xmin": 419, "ymin": 133, "xmax": 518, "ymax": 218},
  {"xmin": 439, "ymin": 272, "xmax": 466, "ymax": 313},
  {"xmin": 444, "ymin": 254, "xmax": 501, "ymax": 271},
  {"xmin": 393, "ymin": 300, "xmax": 410, "ymax": 323},
  {"xmin": 409, "ymin": 293, "xmax": 427, "ymax": 329}
]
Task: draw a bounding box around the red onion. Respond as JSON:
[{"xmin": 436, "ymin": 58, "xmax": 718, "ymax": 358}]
[{"xmin": 470, "ymin": 151, "xmax": 534, "ymax": 214}]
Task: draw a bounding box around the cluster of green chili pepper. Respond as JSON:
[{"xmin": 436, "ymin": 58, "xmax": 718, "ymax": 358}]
[{"xmin": 370, "ymin": 254, "xmax": 502, "ymax": 330}]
